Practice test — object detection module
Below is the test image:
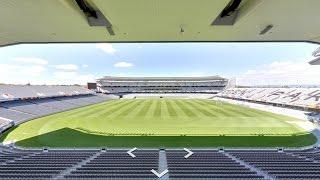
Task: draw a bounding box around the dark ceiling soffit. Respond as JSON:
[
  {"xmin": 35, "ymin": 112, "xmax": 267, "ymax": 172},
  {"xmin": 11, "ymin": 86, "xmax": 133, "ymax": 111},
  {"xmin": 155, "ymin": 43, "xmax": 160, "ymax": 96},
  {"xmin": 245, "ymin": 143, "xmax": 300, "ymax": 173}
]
[
  {"xmin": 75, "ymin": 0, "xmax": 115, "ymax": 36},
  {"xmin": 211, "ymin": 0, "xmax": 242, "ymax": 26},
  {"xmin": 1, "ymin": 41, "xmax": 319, "ymax": 48}
]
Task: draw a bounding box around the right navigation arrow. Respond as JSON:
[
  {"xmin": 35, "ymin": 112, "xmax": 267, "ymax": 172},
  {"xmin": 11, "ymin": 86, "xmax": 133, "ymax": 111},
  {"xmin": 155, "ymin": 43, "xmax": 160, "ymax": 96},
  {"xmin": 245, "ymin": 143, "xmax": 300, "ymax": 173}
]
[{"xmin": 183, "ymin": 148, "xmax": 194, "ymax": 158}]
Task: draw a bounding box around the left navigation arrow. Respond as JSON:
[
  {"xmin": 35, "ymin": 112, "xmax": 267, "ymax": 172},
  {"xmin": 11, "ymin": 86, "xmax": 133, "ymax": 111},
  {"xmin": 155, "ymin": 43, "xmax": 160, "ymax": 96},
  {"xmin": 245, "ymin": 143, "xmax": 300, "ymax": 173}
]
[{"xmin": 127, "ymin": 147, "xmax": 137, "ymax": 158}]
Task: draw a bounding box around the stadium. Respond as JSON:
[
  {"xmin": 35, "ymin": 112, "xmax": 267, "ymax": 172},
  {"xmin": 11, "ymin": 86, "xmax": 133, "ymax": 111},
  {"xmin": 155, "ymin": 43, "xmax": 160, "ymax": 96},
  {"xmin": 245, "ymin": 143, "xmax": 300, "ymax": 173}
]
[{"xmin": 1, "ymin": 0, "xmax": 320, "ymax": 179}]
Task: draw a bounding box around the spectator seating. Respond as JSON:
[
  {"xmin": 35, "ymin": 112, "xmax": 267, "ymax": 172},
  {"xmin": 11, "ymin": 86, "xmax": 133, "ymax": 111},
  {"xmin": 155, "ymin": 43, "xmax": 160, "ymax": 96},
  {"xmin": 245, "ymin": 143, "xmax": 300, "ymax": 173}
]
[
  {"xmin": 1, "ymin": 147, "xmax": 320, "ymax": 179},
  {"xmin": 166, "ymin": 150, "xmax": 264, "ymax": 179},
  {"xmin": 228, "ymin": 149, "xmax": 320, "ymax": 179},
  {"xmin": 0, "ymin": 85, "xmax": 93, "ymax": 102},
  {"xmin": 65, "ymin": 150, "xmax": 159, "ymax": 179},
  {"xmin": 0, "ymin": 84, "xmax": 118, "ymax": 133},
  {"xmin": 0, "ymin": 108, "xmax": 35, "ymax": 124},
  {"xmin": 0, "ymin": 94, "xmax": 115, "ymax": 126},
  {"xmin": 220, "ymin": 88, "xmax": 320, "ymax": 111}
]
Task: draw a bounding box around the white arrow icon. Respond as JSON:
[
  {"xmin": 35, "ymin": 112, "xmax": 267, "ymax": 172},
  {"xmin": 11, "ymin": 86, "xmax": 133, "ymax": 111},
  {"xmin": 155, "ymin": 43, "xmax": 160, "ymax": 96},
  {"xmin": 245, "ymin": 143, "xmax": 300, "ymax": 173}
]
[
  {"xmin": 151, "ymin": 169, "xmax": 168, "ymax": 178},
  {"xmin": 127, "ymin": 147, "xmax": 137, "ymax": 158},
  {"xmin": 183, "ymin": 148, "xmax": 194, "ymax": 158}
]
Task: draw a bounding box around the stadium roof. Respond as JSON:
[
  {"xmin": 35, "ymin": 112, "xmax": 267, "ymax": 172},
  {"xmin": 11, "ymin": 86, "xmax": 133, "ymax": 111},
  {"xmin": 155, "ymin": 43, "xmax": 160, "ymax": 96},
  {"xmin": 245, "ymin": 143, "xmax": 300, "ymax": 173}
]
[
  {"xmin": 98, "ymin": 76, "xmax": 227, "ymax": 81},
  {"xmin": 1, "ymin": 0, "xmax": 320, "ymax": 46}
]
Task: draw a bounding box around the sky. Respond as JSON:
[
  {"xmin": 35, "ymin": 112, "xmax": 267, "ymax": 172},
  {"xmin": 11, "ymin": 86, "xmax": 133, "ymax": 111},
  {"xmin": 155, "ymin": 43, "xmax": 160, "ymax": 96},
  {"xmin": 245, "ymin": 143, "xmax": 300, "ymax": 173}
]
[{"xmin": 0, "ymin": 42, "xmax": 319, "ymax": 86}]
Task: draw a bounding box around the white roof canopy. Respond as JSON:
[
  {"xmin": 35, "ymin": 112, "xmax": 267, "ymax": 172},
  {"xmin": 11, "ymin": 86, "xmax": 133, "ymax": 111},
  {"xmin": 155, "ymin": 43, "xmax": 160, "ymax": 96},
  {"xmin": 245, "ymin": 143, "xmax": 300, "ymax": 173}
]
[{"xmin": 1, "ymin": 0, "xmax": 320, "ymax": 46}]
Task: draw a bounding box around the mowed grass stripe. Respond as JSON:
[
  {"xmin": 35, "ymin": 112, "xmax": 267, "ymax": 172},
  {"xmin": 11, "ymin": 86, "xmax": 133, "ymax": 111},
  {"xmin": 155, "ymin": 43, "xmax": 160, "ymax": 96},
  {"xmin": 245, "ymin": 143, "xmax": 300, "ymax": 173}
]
[
  {"xmin": 153, "ymin": 100, "xmax": 162, "ymax": 117},
  {"xmin": 210, "ymin": 101, "xmax": 259, "ymax": 117},
  {"xmin": 201, "ymin": 100, "xmax": 247, "ymax": 117},
  {"xmin": 178, "ymin": 99, "xmax": 202, "ymax": 117},
  {"xmin": 96, "ymin": 100, "xmax": 137, "ymax": 117},
  {"xmin": 86, "ymin": 100, "xmax": 132, "ymax": 117},
  {"xmin": 110, "ymin": 100, "xmax": 144, "ymax": 118},
  {"xmin": 209, "ymin": 100, "xmax": 284, "ymax": 118},
  {"xmin": 1, "ymin": 98, "xmax": 315, "ymax": 148},
  {"xmin": 145, "ymin": 100, "xmax": 158, "ymax": 117},
  {"xmin": 185, "ymin": 100, "xmax": 217, "ymax": 117},
  {"xmin": 174, "ymin": 100, "xmax": 197, "ymax": 117},
  {"xmin": 117, "ymin": 100, "xmax": 145, "ymax": 117},
  {"xmin": 63, "ymin": 100, "xmax": 119, "ymax": 117},
  {"xmin": 91, "ymin": 100, "xmax": 135, "ymax": 117},
  {"xmin": 136, "ymin": 100, "xmax": 152, "ymax": 117},
  {"xmin": 126, "ymin": 99, "xmax": 148, "ymax": 117},
  {"xmin": 214, "ymin": 102, "xmax": 256, "ymax": 117},
  {"xmin": 193, "ymin": 100, "xmax": 235, "ymax": 117},
  {"xmin": 165, "ymin": 100, "xmax": 177, "ymax": 116},
  {"xmin": 169, "ymin": 99, "xmax": 188, "ymax": 117},
  {"xmin": 161, "ymin": 100, "xmax": 170, "ymax": 117},
  {"xmin": 74, "ymin": 100, "xmax": 126, "ymax": 117}
]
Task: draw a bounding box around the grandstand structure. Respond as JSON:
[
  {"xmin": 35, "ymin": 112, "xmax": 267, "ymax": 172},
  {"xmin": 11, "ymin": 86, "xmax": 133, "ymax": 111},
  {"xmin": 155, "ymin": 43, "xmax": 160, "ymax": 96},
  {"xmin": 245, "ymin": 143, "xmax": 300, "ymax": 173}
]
[
  {"xmin": 97, "ymin": 76, "xmax": 228, "ymax": 94},
  {"xmin": 219, "ymin": 87, "xmax": 320, "ymax": 111},
  {"xmin": 1, "ymin": 0, "xmax": 320, "ymax": 179},
  {"xmin": 1, "ymin": 84, "xmax": 320, "ymax": 179},
  {"xmin": 0, "ymin": 85, "xmax": 117, "ymax": 134},
  {"xmin": 1, "ymin": 145, "xmax": 320, "ymax": 179}
]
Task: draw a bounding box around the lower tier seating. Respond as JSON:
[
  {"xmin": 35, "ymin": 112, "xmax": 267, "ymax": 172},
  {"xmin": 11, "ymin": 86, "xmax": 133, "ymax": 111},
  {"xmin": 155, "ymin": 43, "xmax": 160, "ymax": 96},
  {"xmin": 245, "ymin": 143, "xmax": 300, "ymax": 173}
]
[
  {"xmin": 0, "ymin": 94, "xmax": 117, "ymax": 131},
  {"xmin": 0, "ymin": 147, "xmax": 320, "ymax": 179}
]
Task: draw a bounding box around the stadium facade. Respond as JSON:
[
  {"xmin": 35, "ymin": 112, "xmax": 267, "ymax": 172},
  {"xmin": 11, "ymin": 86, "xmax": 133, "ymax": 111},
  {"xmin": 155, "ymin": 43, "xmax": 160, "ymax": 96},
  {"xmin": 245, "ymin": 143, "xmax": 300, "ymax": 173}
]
[{"xmin": 96, "ymin": 76, "xmax": 228, "ymax": 94}]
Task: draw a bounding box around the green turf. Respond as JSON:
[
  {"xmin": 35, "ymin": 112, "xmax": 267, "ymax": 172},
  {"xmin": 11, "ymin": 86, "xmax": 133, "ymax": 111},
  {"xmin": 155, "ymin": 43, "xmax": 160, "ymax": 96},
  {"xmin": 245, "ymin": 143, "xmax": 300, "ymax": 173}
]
[{"xmin": 0, "ymin": 99, "xmax": 317, "ymax": 147}]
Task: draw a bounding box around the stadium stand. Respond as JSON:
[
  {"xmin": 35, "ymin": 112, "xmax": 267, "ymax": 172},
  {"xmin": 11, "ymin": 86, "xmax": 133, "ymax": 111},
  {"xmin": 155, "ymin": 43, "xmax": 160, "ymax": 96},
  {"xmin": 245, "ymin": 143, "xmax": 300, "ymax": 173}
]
[
  {"xmin": 0, "ymin": 85, "xmax": 118, "ymax": 133},
  {"xmin": 97, "ymin": 76, "xmax": 228, "ymax": 94},
  {"xmin": 0, "ymin": 101, "xmax": 61, "ymax": 116},
  {"xmin": 166, "ymin": 150, "xmax": 264, "ymax": 179},
  {"xmin": 122, "ymin": 93, "xmax": 216, "ymax": 99},
  {"xmin": 228, "ymin": 149, "xmax": 320, "ymax": 179},
  {"xmin": 1, "ymin": 146, "xmax": 320, "ymax": 179},
  {"xmin": 219, "ymin": 88, "xmax": 320, "ymax": 111},
  {"xmin": 64, "ymin": 150, "xmax": 159, "ymax": 179},
  {"xmin": 0, "ymin": 108, "xmax": 35, "ymax": 124},
  {"xmin": 0, "ymin": 118, "xmax": 13, "ymax": 133},
  {"xmin": 0, "ymin": 85, "xmax": 92, "ymax": 102}
]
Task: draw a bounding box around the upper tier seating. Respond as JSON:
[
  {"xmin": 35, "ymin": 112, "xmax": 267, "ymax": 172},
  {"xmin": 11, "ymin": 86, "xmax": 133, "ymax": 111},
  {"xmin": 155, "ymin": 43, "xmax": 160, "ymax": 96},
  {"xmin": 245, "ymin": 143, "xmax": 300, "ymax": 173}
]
[
  {"xmin": 220, "ymin": 88, "xmax": 320, "ymax": 110},
  {"xmin": 0, "ymin": 85, "xmax": 93, "ymax": 102}
]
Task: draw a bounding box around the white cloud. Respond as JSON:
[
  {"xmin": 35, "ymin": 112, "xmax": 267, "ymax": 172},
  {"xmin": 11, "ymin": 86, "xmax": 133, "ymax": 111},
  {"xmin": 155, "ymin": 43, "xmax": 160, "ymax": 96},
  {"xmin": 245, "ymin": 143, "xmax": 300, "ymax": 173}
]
[
  {"xmin": 113, "ymin": 61, "xmax": 134, "ymax": 68},
  {"xmin": 82, "ymin": 64, "xmax": 89, "ymax": 68},
  {"xmin": 0, "ymin": 64, "xmax": 46, "ymax": 84},
  {"xmin": 13, "ymin": 57, "xmax": 48, "ymax": 65},
  {"xmin": 53, "ymin": 64, "xmax": 78, "ymax": 71},
  {"xmin": 237, "ymin": 60, "xmax": 320, "ymax": 86},
  {"xmin": 96, "ymin": 43, "xmax": 116, "ymax": 54},
  {"xmin": 52, "ymin": 71, "xmax": 96, "ymax": 85}
]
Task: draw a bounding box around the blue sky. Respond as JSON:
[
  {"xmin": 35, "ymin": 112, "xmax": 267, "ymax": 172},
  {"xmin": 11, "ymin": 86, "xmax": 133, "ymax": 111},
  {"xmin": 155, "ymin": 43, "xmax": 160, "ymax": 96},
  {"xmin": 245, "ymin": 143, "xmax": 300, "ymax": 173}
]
[{"xmin": 0, "ymin": 42, "xmax": 319, "ymax": 85}]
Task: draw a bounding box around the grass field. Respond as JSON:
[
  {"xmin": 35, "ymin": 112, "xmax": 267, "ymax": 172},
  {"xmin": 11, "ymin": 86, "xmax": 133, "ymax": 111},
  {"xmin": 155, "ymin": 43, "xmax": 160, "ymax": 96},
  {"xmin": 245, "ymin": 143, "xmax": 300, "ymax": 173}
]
[{"xmin": 0, "ymin": 99, "xmax": 316, "ymax": 147}]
